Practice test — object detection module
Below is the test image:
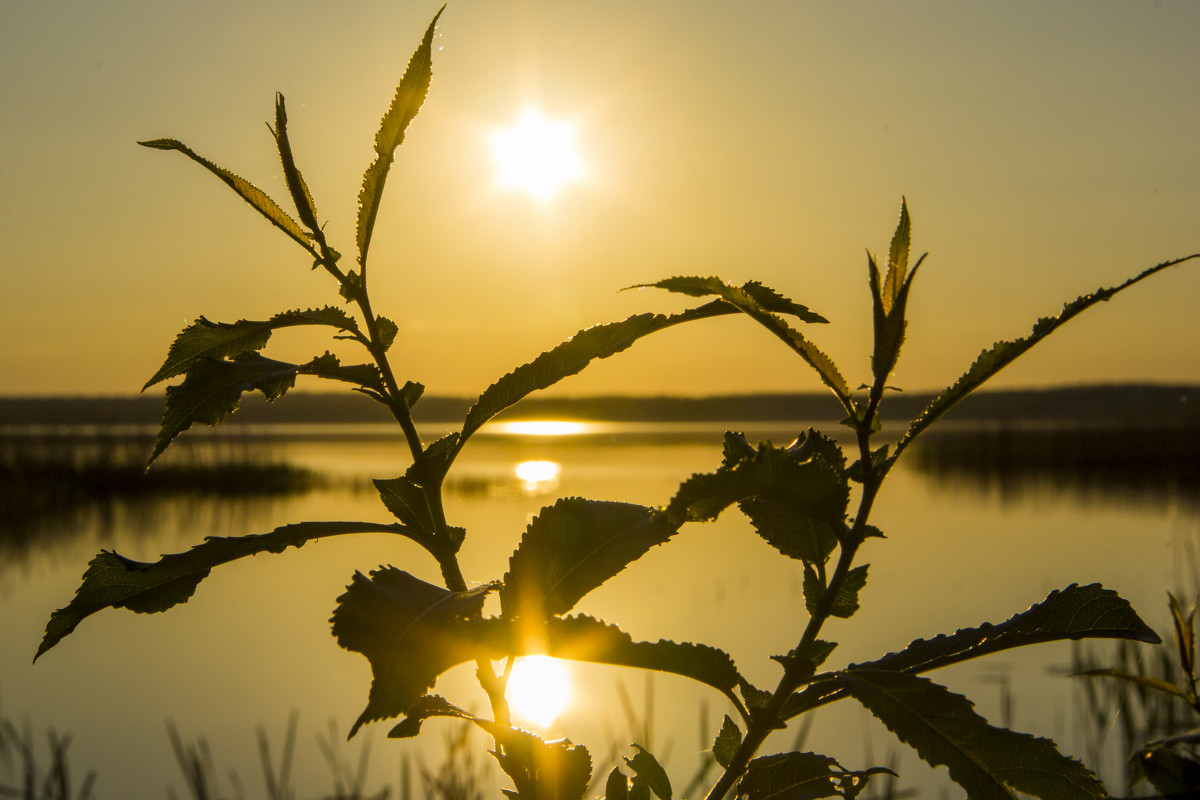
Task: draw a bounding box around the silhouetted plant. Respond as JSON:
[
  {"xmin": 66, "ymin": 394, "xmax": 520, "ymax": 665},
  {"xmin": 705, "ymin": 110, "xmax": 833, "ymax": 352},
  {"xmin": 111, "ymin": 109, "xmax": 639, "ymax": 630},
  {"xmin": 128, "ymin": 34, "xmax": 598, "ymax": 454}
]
[{"xmin": 35, "ymin": 8, "xmax": 1200, "ymax": 799}]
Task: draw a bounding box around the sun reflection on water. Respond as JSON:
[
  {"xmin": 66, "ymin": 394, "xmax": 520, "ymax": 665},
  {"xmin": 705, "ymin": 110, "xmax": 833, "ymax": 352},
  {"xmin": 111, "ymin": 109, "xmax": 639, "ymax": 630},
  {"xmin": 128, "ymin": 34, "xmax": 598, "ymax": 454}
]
[
  {"xmin": 492, "ymin": 420, "xmax": 591, "ymax": 436},
  {"xmin": 515, "ymin": 460, "xmax": 561, "ymax": 495}
]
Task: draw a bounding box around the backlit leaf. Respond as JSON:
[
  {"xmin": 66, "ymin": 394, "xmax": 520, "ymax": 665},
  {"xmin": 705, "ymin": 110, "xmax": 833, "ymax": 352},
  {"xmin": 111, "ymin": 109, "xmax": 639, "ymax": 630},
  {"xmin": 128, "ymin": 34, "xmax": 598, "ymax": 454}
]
[
  {"xmin": 881, "ymin": 199, "xmax": 911, "ymax": 315},
  {"xmin": 838, "ymin": 670, "xmax": 1106, "ymax": 799},
  {"xmin": 737, "ymin": 752, "xmax": 841, "ymax": 800},
  {"xmin": 139, "ymin": 138, "xmax": 315, "ymax": 253},
  {"xmin": 357, "ymin": 8, "xmax": 442, "ymax": 269},
  {"xmin": 374, "ymin": 475, "xmax": 435, "ymax": 533},
  {"xmin": 331, "ymin": 567, "xmax": 496, "ymax": 736},
  {"xmin": 894, "ymin": 253, "xmax": 1199, "ymax": 459},
  {"xmin": 500, "ymin": 498, "xmax": 677, "ymax": 619},
  {"xmin": 624, "ymin": 746, "xmax": 671, "ymax": 800},
  {"xmin": 271, "ymin": 92, "xmax": 320, "ymax": 233},
  {"xmin": 35, "ymin": 521, "xmax": 418, "ymax": 661},
  {"xmin": 713, "ymin": 716, "xmax": 742, "ymax": 769},
  {"xmin": 491, "ymin": 727, "xmax": 591, "ymax": 800},
  {"xmin": 387, "ymin": 695, "xmax": 476, "ymax": 739}
]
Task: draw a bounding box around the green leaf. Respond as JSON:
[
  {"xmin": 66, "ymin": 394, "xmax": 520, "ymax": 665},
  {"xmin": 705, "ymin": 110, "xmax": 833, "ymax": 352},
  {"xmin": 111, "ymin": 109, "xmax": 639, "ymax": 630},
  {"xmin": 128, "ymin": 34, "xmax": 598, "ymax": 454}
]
[
  {"xmin": 35, "ymin": 521, "xmax": 416, "ymax": 661},
  {"xmin": 740, "ymin": 499, "xmax": 839, "ymax": 565},
  {"xmin": 624, "ymin": 745, "xmax": 671, "ymax": 800},
  {"xmin": 150, "ymin": 352, "xmax": 300, "ymax": 463},
  {"xmin": 376, "ymin": 315, "xmax": 399, "ymax": 351},
  {"xmin": 387, "ymin": 695, "xmax": 476, "ymax": 739},
  {"xmin": 783, "ymin": 583, "xmax": 1161, "ymax": 720},
  {"xmin": 641, "ymin": 277, "xmax": 827, "ymax": 324},
  {"xmin": 144, "ymin": 307, "xmax": 358, "ymax": 390},
  {"xmin": 271, "ymin": 92, "xmax": 320, "ymax": 234},
  {"xmin": 893, "ymin": 253, "xmax": 1200, "ymax": 460},
  {"xmin": 500, "ymin": 498, "xmax": 677, "ymax": 620},
  {"xmin": 638, "ymin": 278, "xmax": 856, "ymax": 419},
  {"xmin": 139, "ymin": 138, "xmax": 315, "ymax": 254},
  {"xmin": 882, "ymin": 199, "xmax": 911, "ymax": 315},
  {"xmin": 330, "ymin": 566, "xmax": 496, "ymax": 736},
  {"xmin": 357, "ymin": 8, "xmax": 442, "ymax": 270},
  {"xmin": 460, "ymin": 303, "xmax": 735, "ymax": 444},
  {"xmin": 491, "ymin": 727, "xmax": 591, "ymax": 800},
  {"xmin": 838, "ymin": 669, "xmax": 1106, "ymax": 799},
  {"xmin": 713, "ymin": 716, "xmax": 742, "ymax": 769},
  {"xmin": 828, "ymin": 565, "xmax": 868, "ymax": 619}
]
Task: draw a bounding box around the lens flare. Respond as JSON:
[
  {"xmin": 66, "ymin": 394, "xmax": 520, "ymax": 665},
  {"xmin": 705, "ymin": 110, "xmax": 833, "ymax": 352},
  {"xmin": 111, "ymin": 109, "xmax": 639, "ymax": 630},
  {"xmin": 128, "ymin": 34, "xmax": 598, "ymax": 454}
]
[{"xmin": 507, "ymin": 656, "xmax": 572, "ymax": 728}]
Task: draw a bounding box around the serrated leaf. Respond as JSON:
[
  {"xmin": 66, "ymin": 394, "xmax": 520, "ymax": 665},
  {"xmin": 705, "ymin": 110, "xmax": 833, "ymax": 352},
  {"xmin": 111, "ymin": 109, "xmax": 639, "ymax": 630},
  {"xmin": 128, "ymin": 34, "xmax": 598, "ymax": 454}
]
[
  {"xmin": 150, "ymin": 352, "xmax": 300, "ymax": 463},
  {"xmin": 624, "ymin": 746, "xmax": 671, "ymax": 800},
  {"xmin": 298, "ymin": 352, "xmax": 384, "ymax": 392},
  {"xmin": 376, "ymin": 315, "xmax": 399, "ymax": 351},
  {"xmin": 773, "ymin": 640, "xmax": 838, "ymax": 680},
  {"xmin": 839, "ymin": 669, "xmax": 1106, "ymax": 799},
  {"xmin": 737, "ymin": 752, "xmax": 842, "ymax": 800},
  {"xmin": 713, "ymin": 716, "xmax": 742, "ymax": 769},
  {"xmin": 357, "ymin": 8, "xmax": 442, "ymax": 269},
  {"xmin": 783, "ymin": 583, "xmax": 1161, "ymax": 721},
  {"xmin": 829, "ymin": 565, "xmax": 868, "ymax": 619},
  {"xmin": 882, "ymin": 199, "xmax": 911, "ymax": 315},
  {"xmin": 144, "ymin": 307, "xmax": 358, "ymax": 390},
  {"xmin": 271, "ymin": 92, "xmax": 320, "ymax": 233},
  {"xmin": 460, "ymin": 302, "xmax": 735, "ymax": 444},
  {"xmin": 500, "ymin": 498, "xmax": 677, "ymax": 619},
  {"xmin": 330, "ymin": 567, "xmax": 496, "ymax": 736},
  {"xmin": 641, "ymin": 277, "xmax": 827, "ymax": 324},
  {"xmin": 740, "ymin": 498, "xmax": 839, "ymax": 565},
  {"xmin": 35, "ymin": 521, "xmax": 416, "ymax": 661},
  {"xmin": 893, "ymin": 253, "xmax": 1199, "ymax": 459},
  {"xmin": 491, "ymin": 727, "xmax": 591, "ymax": 800},
  {"xmin": 374, "ymin": 476, "xmax": 435, "ymax": 533},
  {"xmin": 387, "ymin": 695, "xmax": 476, "ymax": 739},
  {"xmin": 606, "ymin": 767, "xmax": 630, "ymax": 800},
  {"xmin": 139, "ymin": 138, "xmax": 315, "ymax": 253}
]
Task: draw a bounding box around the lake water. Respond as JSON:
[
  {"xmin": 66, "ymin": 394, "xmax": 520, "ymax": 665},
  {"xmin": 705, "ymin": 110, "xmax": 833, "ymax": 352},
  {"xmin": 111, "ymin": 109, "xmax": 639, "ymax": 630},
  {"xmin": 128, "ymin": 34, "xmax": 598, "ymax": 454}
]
[{"xmin": 2, "ymin": 421, "xmax": 1196, "ymax": 798}]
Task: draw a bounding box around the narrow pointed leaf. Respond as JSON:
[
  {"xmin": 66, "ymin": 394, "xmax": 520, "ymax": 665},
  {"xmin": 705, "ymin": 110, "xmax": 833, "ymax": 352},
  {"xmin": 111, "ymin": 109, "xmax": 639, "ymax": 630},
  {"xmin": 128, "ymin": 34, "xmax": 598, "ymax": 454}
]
[
  {"xmin": 387, "ymin": 695, "xmax": 476, "ymax": 739},
  {"xmin": 881, "ymin": 199, "xmax": 911, "ymax": 314},
  {"xmin": 35, "ymin": 521, "xmax": 418, "ymax": 661},
  {"xmin": 272, "ymin": 92, "xmax": 320, "ymax": 233},
  {"xmin": 145, "ymin": 307, "xmax": 360, "ymax": 390},
  {"xmin": 839, "ymin": 670, "xmax": 1106, "ymax": 799},
  {"xmin": 624, "ymin": 746, "xmax": 671, "ymax": 800},
  {"xmin": 139, "ymin": 138, "xmax": 315, "ymax": 253},
  {"xmin": 357, "ymin": 8, "xmax": 442, "ymax": 268},
  {"xmin": 151, "ymin": 353, "xmax": 300, "ymax": 462},
  {"xmin": 500, "ymin": 498, "xmax": 677, "ymax": 619},
  {"xmin": 331, "ymin": 567, "xmax": 496, "ymax": 736},
  {"xmin": 894, "ymin": 254, "xmax": 1199, "ymax": 459}
]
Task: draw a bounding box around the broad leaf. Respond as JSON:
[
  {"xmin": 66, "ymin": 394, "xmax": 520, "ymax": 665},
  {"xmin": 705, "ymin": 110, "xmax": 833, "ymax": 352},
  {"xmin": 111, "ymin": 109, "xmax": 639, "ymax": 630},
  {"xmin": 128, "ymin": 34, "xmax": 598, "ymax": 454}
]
[
  {"xmin": 298, "ymin": 352, "xmax": 384, "ymax": 392},
  {"xmin": 376, "ymin": 315, "xmax": 399, "ymax": 351},
  {"xmin": 803, "ymin": 565, "xmax": 868, "ymax": 620},
  {"xmin": 139, "ymin": 138, "xmax": 315, "ymax": 254},
  {"xmin": 374, "ymin": 475, "xmax": 435, "ymax": 533},
  {"xmin": 500, "ymin": 498, "xmax": 677, "ymax": 619},
  {"xmin": 271, "ymin": 92, "xmax": 320, "ymax": 233},
  {"xmin": 893, "ymin": 253, "xmax": 1199, "ymax": 459},
  {"xmin": 357, "ymin": 8, "xmax": 441, "ymax": 269},
  {"xmin": 144, "ymin": 307, "xmax": 358, "ymax": 389},
  {"xmin": 491, "ymin": 727, "xmax": 591, "ymax": 800},
  {"xmin": 150, "ymin": 352, "xmax": 301, "ymax": 463},
  {"xmin": 331, "ymin": 567, "xmax": 496, "ymax": 736},
  {"xmin": 741, "ymin": 498, "xmax": 839, "ymax": 565},
  {"xmin": 735, "ymin": 752, "xmax": 841, "ymax": 800},
  {"xmin": 35, "ymin": 521, "xmax": 417, "ymax": 661},
  {"xmin": 783, "ymin": 583, "xmax": 1161, "ymax": 720},
  {"xmin": 839, "ymin": 670, "xmax": 1106, "ymax": 799},
  {"xmin": 713, "ymin": 716, "xmax": 742, "ymax": 769}
]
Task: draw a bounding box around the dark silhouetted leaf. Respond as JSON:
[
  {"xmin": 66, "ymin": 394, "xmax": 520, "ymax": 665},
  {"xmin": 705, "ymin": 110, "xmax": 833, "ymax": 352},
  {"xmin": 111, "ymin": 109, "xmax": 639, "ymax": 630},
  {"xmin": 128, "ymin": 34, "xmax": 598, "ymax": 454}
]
[
  {"xmin": 713, "ymin": 716, "xmax": 742, "ymax": 769},
  {"xmin": 35, "ymin": 521, "xmax": 416, "ymax": 661},
  {"xmin": 139, "ymin": 138, "xmax": 315, "ymax": 253},
  {"xmin": 606, "ymin": 767, "xmax": 630, "ymax": 800},
  {"xmin": 271, "ymin": 92, "xmax": 320, "ymax": 234},
  {"xmin": 838, "ymin": 670, "xmax": 1105, "ymax": 799},
  {"xmin": 624, "ymin": 746, "xmax": 671, "ymax": 800},
  {"xmin": 783, "ymin": 584, "xmax": 1161, "ymax": 720},
  {"xmin": 144, "ymin": 307, "xmax": 358, "ymax": 390},
  {"xmin": 357, "ymin": 8, "xmax": 442, "ymax": 269},
  {"xmin": 331, "ymin": 567, "xmax": 496, "ymax": 736},
  {"xmin": 894, "ymin": 253, "xmax": 1199, "ymax": 460},
  {"xmin": 298, "ymin": 352, "xmax": 384, "ymax": 392},
  {"xmin": 491, "ymin": 727, "xmax": 591, "ymax": 800},
  {"xmin": 387, "ymin": 695, "xmax": 476, "ymax": 739},
  {"xmin": 500, "ymin": 498, "xmax": 676, "ymax": 619},
  {"xmin": 376, "ymin": 315, "xmax": 399, "ymax": 350},
  {"xmin": 737, "ymin": 752, "xmax": 841, "ymax": 799},
  {"xmin": 374, "ymin": 476, "xmax": 435, "ymax": 533},
  {"xmin": 773, "ymin": 640, "xmax": 837, "ymax": 680}
]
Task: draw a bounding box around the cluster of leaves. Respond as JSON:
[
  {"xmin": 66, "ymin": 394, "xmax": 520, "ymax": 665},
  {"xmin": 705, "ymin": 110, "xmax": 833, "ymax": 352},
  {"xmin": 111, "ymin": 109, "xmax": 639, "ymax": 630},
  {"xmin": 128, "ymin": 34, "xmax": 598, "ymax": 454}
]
[{"xmin": 35, "ymin": 8, "xmax": 1199, "ymax": 799}]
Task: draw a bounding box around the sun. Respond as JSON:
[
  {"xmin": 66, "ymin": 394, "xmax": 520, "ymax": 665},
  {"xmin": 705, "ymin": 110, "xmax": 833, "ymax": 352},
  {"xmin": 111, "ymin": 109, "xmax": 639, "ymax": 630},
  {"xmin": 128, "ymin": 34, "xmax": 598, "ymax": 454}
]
[
  {"xmin": 489, "ymin": 109, "xmax": 585, "ymax": 203},
  {"xmin": 506, "ymin": 656, "xmax": 572, "ymax": 728}
]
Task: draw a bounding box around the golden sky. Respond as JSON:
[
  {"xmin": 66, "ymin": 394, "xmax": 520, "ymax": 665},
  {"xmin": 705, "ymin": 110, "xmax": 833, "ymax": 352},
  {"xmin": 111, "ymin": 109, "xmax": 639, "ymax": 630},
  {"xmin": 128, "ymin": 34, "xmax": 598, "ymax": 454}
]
[{"xmin": 2, "ymin": 1, "xmax": 1197, "ymax": 398}]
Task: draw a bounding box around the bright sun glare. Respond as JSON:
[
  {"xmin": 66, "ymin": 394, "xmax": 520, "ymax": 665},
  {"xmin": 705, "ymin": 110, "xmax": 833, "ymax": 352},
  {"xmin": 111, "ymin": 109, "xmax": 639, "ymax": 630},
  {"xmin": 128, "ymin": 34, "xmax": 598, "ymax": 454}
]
[
  {"xmin": 489, "ymin": 110, "xmax": 584, "ymax": 203},
  {"xmin": 507, "ymin": 656, "xmax": 572, "ymax": 728}
]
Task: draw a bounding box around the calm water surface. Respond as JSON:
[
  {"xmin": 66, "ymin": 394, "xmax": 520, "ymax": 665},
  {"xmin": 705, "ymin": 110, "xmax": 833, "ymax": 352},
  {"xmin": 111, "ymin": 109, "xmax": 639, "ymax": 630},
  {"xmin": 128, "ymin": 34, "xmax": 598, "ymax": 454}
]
[{"xmin": 2, "ymin": 422, "xmax": 1195, "ymax": 798}]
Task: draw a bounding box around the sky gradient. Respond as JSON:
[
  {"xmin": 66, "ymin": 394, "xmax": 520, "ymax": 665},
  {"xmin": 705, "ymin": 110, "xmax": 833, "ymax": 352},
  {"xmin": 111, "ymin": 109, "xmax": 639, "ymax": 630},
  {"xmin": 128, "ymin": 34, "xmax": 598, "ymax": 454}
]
[{"xmin": 3, "ymin": 1, "xmax": 1198, "ymax": 399}]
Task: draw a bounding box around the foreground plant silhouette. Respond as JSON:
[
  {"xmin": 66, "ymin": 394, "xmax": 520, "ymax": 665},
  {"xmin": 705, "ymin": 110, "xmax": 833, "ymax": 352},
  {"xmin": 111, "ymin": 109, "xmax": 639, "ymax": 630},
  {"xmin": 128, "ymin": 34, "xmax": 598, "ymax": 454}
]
[{"xmin": 35, "ymin": 9, "xmax": 1200, "ymax": 799}]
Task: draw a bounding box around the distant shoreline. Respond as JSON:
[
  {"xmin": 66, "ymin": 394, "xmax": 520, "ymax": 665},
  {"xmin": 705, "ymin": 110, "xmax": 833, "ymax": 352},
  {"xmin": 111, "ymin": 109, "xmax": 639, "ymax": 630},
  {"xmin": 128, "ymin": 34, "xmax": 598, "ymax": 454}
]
[{"xmin": 1, "ymin": 384, "xmax": 1196, "ymax": 427}]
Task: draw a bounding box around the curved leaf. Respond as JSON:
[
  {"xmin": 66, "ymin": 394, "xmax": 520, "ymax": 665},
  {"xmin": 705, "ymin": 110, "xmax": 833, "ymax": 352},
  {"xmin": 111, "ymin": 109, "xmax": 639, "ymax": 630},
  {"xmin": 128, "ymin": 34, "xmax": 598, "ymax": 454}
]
[
  {"xmin": 838, "ymin": 670, "xmax": 1105, "ymax": 799},
  {"xmin": 491, "ymin": 727, "xmax": 591, "ymax": 800},
  {"xmin": 357, "ymin": 7, "xmax": 442, "ymax": 270},
  {"xmin": 35, "ymin": 521, "xmax": 419, "ymax": 661},
  {"xmin": 331, "ymin": 567, "xmax": 496, "ymax": 736},
  {"xmin": 738, "ymin": 751, "xmax": 891, "ymax": 800},
  {"xmin": 271, "ymin": 92, "xmax": 320, "ymax": 233},
  {"xmin": 624, "ymin": 745, "xmax": 672, "ymax": 800},
  {"xmin": 783, "ymin": 583, "xmax": 1161, "ymax": 720},
  {"xmin": 138, "ymin": 138, "xmax": 315, "ymax": 253},
  {"xmin": 500, "ymin": 498, "xmax": 677, "ymax": 619},
  {"xmin": 144, "ymin": 307, "xmax": 359, "ymax": 390},
  {"xmin": 387, "ymin": 695, "xmax": 477, "ymax": 739},
  {"xmin": 893, "ymin": 253, "xmax": 1200, "ymax": 460}
]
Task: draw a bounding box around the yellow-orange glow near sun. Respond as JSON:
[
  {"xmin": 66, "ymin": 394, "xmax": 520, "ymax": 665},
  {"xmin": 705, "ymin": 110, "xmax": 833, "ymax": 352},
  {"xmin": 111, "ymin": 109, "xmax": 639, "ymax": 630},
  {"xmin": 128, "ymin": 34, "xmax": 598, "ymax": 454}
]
[
  {"xmin": 507, "ymin": 656, "xmax": 572, "ymax": 728},
  {"xmin": 489, "ymin": 110, "xmax": 584, "ymax": 203}
]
